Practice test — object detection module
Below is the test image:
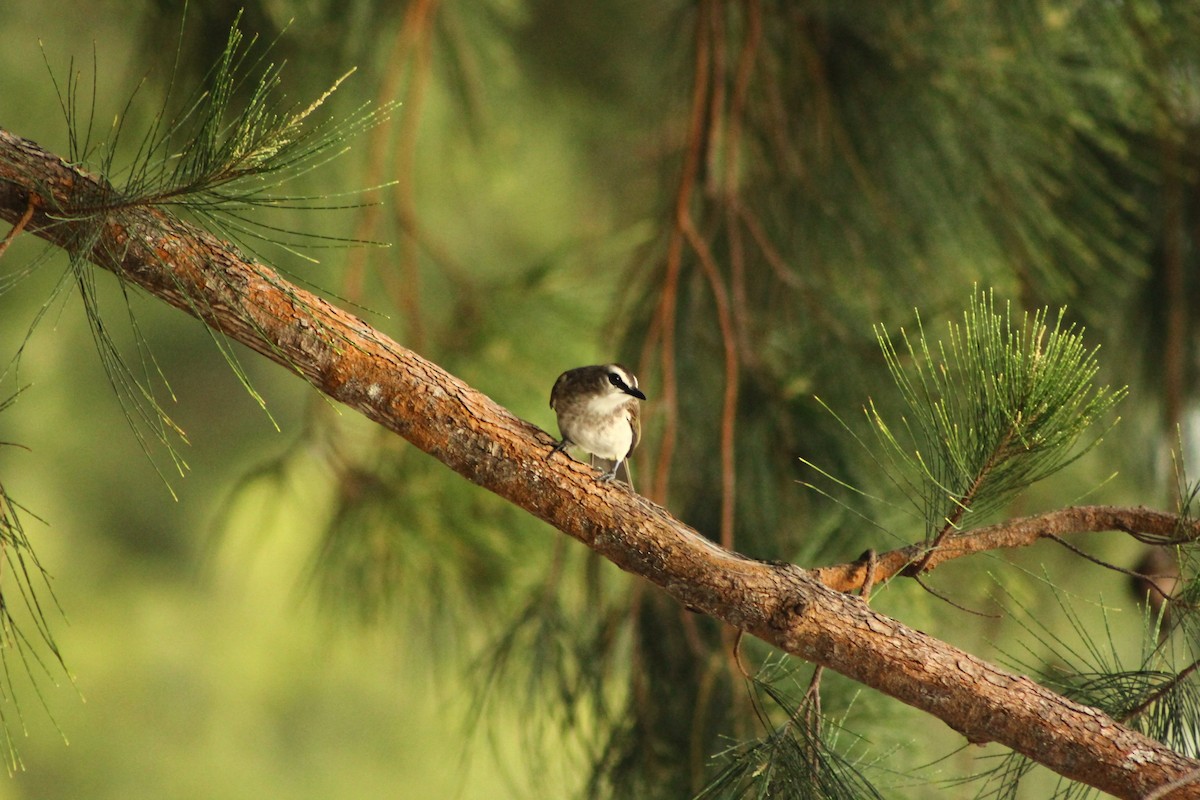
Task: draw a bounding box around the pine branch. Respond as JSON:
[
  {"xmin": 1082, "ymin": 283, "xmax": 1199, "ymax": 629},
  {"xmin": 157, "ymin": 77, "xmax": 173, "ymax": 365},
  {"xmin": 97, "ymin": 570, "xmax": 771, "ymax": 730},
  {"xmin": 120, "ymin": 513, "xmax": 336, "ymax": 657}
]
[
  {"xmin": 814, "ymin": 505, "xmax": 1200, "ymax": 593},
  {"xmin": 2, "ymin": 128, "xmax": 1199, "ymax": 799},
  {"xmin": 869, "ymin": 293, "xmax": 1125, "ymax": 553}
]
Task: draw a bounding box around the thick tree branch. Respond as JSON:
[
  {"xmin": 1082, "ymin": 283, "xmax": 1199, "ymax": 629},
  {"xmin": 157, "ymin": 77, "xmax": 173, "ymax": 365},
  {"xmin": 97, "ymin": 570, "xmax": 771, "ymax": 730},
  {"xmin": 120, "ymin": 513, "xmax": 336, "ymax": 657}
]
[
  {"xmin": 815, "ymin": 505, "xmax": 1199, "ymax": 593},
  {"xmin": 1, "ymin": 128, "xmax": 1198, "ymax": 798}
]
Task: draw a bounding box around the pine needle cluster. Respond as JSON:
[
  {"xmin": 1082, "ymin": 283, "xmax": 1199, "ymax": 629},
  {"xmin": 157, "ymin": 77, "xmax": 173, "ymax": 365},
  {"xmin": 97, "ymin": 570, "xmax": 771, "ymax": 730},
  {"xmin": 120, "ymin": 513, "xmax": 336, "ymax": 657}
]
[
  {"xmin": 869, "ymin": 290, "xmax": 1125, "ymax": 541},
  {"xmin": 25, "ymin": 12, "xmax": 395, "ymax": 485},
  {"xmin": 699, "ymin": 660, "xmax": 884, "ymax": 800},
  {"xmin": 0, "ymin": 392, "xmax": 68, "ymax": 774},
  {"xmin": 51, "ymin": 12, "xmax": 393, "ymax": 254}
]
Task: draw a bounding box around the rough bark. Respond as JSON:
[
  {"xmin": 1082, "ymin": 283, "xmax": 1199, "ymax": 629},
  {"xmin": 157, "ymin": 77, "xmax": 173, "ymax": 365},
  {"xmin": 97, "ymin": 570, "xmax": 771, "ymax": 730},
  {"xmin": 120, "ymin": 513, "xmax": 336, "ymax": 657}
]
[{"xmin": 2, "ymin": 127, "xmax": 1199, "ymax": 798}]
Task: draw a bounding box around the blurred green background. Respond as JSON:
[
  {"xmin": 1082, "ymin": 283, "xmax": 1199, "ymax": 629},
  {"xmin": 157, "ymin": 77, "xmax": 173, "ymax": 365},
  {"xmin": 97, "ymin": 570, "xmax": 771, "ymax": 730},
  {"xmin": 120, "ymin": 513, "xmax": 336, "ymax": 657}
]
[{"xmin": 2, "ymin": 1, "xmax": 1200, "ymax": 798}]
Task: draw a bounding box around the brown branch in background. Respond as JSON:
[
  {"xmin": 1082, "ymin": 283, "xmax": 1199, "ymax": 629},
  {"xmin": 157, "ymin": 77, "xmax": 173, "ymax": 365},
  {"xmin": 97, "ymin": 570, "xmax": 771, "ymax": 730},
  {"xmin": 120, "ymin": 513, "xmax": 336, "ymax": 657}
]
[
  {"xmin": 343, "ymin": 76, "xmax": 396, "ymax": 303},
  {"xmin": 342, "ymin": 8, "xmax": 426, "ymax": 304},
  {"xmin": 737, "ymin": 204, "xmax": 800, "ymax": 287},
  {"xmin": 347, "ymin": 0, "xmax": 473, "ymax": 331},
  {"xmin": 386, "ymin": 0, "xmax": 441, "ymax": 352},
  {"xmin": 724, "ymin": 0, "xmax": 760, "ymax": 370},
  {"xmin": 716, "ymin": 0, "xmax": 762, "ymax": 552},
  {"xmin": 814, "ymin": 505, "xmax": 1200, "ymax": 593},
  {"xmin": 682, "ymin": 216, "xmax": 738, "ymax": 551},
  {"xmin": 704, "ymin": 3, "xmax": 726, "ymax": 197},
  {"xmin": 728, "ymin": 30, "xmax": 850, "ymax": 347},
  {"xmin": 660, "ymin": 0, "xmax": 753, "ymax": 550},
  {"xmin": 725, "ymin": 0, "xmax": 760, "ymax": 174},
  {"xmin": 650, "ymin": 0, "xmax": 714, "ymax": 506}
]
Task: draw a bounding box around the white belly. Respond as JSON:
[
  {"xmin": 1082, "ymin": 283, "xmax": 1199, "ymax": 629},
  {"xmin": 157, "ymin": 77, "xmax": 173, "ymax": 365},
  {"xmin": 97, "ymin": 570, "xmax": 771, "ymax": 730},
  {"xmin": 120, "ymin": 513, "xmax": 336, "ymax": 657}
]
[{"xmin": 566, "ymin": 407, "xmax": 633, "ymax": 461}]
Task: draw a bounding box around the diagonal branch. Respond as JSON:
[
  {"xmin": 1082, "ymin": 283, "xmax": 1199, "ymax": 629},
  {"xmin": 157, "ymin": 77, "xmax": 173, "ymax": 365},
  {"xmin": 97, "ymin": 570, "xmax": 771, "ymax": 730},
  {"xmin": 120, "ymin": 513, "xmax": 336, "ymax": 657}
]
[
  {"xmin": 1, "ymin": 127, "xmax": 1198, "ymax": 799},
  {"xmin": 814, "ymin": 505, "xmax": 1200, "ymax": 593}
]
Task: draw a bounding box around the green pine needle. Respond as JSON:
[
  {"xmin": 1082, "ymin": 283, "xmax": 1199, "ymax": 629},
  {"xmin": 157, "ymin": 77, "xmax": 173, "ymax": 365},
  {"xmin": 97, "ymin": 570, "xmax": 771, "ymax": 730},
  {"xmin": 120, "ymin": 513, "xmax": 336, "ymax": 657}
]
[
  {"xmin": 698, "ymin": 659, "xmax": 886, "ymax": 800},
  {"xmin": 0, "ymin": 439, "xmax": 72, "ymax": 774},
  {"xmin": 978, "ymin": 571, "xmax": 1200, "ymax": 798},
  {"xmin": 49, "ymin": 11, "xmax": 396, "ymax": 247},
  {"xmin": 870, "ymin": 289, "xmax": 1126, "ymax": 540},
  {"xmin": 25, "ymin": 11, "xmax": 397, "ymax": 490}
]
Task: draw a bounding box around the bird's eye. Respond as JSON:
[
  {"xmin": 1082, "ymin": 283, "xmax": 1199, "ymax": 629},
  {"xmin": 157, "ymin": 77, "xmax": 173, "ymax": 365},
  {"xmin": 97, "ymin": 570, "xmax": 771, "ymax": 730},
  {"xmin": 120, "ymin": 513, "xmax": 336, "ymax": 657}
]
[{"xmin": 608, "ymin": 372, "xmax": 624, "ymax": 389}]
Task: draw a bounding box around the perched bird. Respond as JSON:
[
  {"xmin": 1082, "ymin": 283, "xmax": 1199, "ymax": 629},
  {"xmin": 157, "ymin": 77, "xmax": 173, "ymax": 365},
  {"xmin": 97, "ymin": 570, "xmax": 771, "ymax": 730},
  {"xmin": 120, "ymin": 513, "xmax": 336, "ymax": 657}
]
[{"xmin": 549, "ymin": 364, "xmax": 645, "ymax": 488}]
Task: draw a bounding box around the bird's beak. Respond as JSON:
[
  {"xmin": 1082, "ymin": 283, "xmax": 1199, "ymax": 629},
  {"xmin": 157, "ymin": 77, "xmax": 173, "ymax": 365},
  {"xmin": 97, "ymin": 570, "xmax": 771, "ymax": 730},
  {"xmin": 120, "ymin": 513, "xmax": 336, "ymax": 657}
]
[{"xmin": 626, "ymin": 386, "xmax": 647, "ymax": 401}]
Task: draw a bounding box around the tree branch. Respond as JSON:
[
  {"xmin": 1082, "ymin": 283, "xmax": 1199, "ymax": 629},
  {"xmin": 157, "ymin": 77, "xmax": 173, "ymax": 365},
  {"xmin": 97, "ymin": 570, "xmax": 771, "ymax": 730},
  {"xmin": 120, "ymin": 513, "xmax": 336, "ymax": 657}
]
[
  {"xmin": 2, "ymin": 127, "xmax": 1198, "ymax": 799},
  {"xmin": 814, "ymin": 505, "xmax": 1199, "ymax": 593}
]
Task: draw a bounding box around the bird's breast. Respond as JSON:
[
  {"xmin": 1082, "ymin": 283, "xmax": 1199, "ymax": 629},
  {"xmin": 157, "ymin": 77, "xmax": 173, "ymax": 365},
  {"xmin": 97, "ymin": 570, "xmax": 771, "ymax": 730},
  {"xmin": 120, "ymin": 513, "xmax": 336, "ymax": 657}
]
[{"xmin": 559, "ymin": 403, "xmax": 635, "ymax": 461}]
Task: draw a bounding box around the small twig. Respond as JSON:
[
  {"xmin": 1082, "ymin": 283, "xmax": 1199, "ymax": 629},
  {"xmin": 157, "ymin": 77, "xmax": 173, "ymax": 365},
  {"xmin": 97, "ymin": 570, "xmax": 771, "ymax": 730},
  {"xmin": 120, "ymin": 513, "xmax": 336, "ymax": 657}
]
[
  {"xmin": 913, "ymin": 453, "xmax": 1003, "ymax": 576},
  {"xmin": 802, "ymin": 662, "xmax": 825, "ymax": 765},
  {"xmin": 859, "ymin": 549, "xmax": 877, "ymax": 602},
  {"xmin": 914, "ymin": 573, "xmax": 999, "ymax": 618},
  {"xmin": 1121, "ymin": 657, "xmax": 1200, "ymax": 726},
  {"xmin": 732, "ymin": 628, "xmax": 750, "ymax": 679},
  {"xmin": 803, "ymin": 665, "xmax": 824, "ymax": 719},
  {"xmin": 0, "ymin": 195, "xmax": 35, "ymax": 260},
  {"xmin": 801, "ymin": 547, "xmax": 837, "ymax": 731},
  {"xmin": 1044, "ymin": 532, "xmax": 1160, "ymax": 584}
]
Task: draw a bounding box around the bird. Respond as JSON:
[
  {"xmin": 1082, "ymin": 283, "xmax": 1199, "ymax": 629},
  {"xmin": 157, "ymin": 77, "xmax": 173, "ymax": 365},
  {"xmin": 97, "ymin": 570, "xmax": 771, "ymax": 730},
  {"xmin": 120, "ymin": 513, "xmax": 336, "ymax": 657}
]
[{"xmin": 548, "ymin": 364, "xmax": 645, "ymax": 488}]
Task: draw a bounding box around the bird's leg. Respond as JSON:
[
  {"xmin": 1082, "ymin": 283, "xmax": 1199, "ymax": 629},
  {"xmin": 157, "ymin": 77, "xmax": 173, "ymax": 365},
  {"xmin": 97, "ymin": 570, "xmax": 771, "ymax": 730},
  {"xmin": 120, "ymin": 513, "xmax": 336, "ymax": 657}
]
[
  {"xmin": 597, "ymin": 460, "xmax": 621, "ymax": 482},
  {"xmin": 547, "ymin": 437, "xmax": 571, "ymax": 459}
]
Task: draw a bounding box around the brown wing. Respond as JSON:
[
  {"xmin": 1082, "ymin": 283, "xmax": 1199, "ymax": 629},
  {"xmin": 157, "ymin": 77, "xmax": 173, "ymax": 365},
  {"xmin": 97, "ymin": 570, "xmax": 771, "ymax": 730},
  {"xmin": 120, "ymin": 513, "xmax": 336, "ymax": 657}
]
[
  {"xmin": 626, "ymin": 399, "xmax": 641, "ymax": 458},
  {"xmin": 549, "ymin": 372, "xmax": 568, "ymax": 410}
]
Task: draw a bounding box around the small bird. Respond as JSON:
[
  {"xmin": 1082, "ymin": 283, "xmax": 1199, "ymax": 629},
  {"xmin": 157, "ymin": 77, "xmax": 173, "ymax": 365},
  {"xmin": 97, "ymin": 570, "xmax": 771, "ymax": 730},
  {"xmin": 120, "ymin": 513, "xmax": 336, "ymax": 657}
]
[{"xmin": 549, "ymin": 364, "xmax": 645, "ymax": 488}]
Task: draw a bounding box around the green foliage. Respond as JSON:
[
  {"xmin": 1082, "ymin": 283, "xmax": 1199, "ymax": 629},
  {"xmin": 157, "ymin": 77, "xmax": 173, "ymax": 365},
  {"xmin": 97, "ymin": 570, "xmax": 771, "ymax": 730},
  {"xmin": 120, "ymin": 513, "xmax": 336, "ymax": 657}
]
[
  {"xmin": 709, "ymin": 290, "xmax": 1129, "ymax": 797},
  {"xmin": 472, "ymin": 543, "xmax": 627, "ymax": 796},
  {"xmin": 869, "ymin": 291, "xmax": 1125, "ymax": 539},
  {"xmin": 52, "ymin": 12, "xmax": 393, "ymax": 254},
  {"xmin": 26, "ymin": 11, "xmax": 395, "ymax": 489},
  {"xmin": 976, "ymin": 568, "xmax": 1200, "ymax": 798},
  {"xmin": 1, "ymin": 7, "xmax": 398, "ymax": 784},
  {"xmin": 0, "ymin": 398, "xmax": 69, "ymax": 775},
  {"xmin": 699, "ymin": 660, "xmax": 885, "ymax": 800}
]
